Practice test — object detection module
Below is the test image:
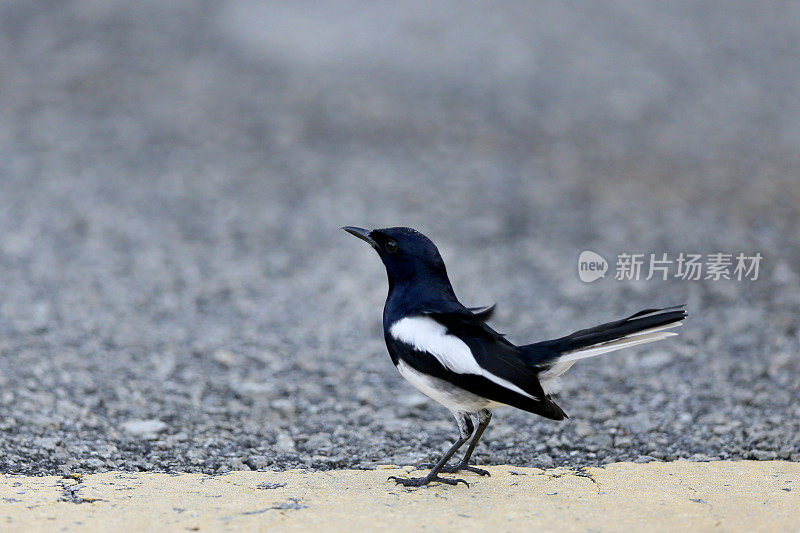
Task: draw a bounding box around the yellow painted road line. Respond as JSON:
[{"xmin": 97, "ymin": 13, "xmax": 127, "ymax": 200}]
[{"xmin": 1, "ymin": 461, "xmax": 798, "ymax": 532}]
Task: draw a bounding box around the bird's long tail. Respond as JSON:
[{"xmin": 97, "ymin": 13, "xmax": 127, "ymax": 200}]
[{"xmin": 521, "ymin": 305, "xmax": 686, "ymax": 393}]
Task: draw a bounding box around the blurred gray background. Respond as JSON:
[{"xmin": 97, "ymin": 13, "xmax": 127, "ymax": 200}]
[{"xmin": 0, "ymin": 1, "xmax": 798, "ymax": 474}]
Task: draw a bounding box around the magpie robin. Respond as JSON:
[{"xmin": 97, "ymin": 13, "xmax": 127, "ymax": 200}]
[{"xmin": 343, "ymin": 226, "xmax": 686, "ymax": 487}]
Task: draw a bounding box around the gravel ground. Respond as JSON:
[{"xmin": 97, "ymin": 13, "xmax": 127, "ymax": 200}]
[{"xmin": 1, "ymin": 1, "xmax": 798, "ymax": 475}]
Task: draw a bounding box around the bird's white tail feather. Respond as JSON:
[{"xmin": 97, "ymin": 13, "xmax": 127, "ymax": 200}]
[
  {"xmin": 557, "ymin": 321, "xmax": 683, "ymax": 362},
  {"xmin": 538, "ymin": 321, "xmax": 683, "ymax": 394}
]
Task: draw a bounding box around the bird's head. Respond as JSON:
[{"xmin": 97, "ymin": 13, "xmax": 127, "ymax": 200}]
[{"xmin": 341, "ymin": 226, "xmax": 449, "ymax": 286}]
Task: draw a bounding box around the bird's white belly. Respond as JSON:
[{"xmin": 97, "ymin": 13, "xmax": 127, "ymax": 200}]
[{"xmin": 396, "ymin": 360, "xmax": 501, "ymax": 412}]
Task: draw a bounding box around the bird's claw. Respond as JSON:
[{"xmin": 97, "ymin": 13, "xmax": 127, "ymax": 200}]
[
  {"xmin": 416, "ymin": 463, "xmax": 490, "ymax": 476},
  {"xmin": 388, "ymin": 475, "xmax": 469, "ymax": 487},
  {"xmin": 458, "ymin": 465, "xmax": 491, "ymax": 476}
]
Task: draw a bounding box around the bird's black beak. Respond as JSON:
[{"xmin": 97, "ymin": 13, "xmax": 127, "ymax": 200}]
[{"xmin": 341, "ymin": 226, "xmax": 379, "ymax": 249}]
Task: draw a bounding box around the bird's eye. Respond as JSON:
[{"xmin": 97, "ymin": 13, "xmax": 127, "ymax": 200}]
[{"xmin": 385, "ymin": 240, "xmax": 398, "ymax": 252}]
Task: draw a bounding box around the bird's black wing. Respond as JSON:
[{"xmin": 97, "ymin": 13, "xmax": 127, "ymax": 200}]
[
  {"xmin": 389, "ymin": 311, "xmax": 567, "ymax": 420},
  {"xmin": 422, "ymin": 305, "xmax": 548, "ymax": 397},
  {"xmin": 430, "ymin": 312, "xmax": 548, "ymax": 396},
  {"xmin": 422, "ymin": 303, "xmax": 515, "ymax": 346}
]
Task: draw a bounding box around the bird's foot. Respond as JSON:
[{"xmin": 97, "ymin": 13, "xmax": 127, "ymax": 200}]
[
  {"xmin": 447, "ymin": 465, "xmax": 490, "ymax": 476},
  {"xmin": 388, "ymin": 475, "xmax": 468, "ymax": 487},
  {"xmin": 417, "ymin": 463, "xmax": 490, "ymax": 477}
]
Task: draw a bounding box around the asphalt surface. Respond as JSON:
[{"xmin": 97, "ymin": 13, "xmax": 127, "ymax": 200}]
[{"xmin": 0, "ymin": 1, "xmax": 798, "ymax": 475}]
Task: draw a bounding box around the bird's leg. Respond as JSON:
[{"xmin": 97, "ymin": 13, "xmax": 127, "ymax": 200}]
[
  {"xmin": 421, "ymin": 409, "xmax": 492, "ymax": 476},
  {"xmin": 448, "ymin": 409, "xmax": 492, "ymax": 475},
  {"xmin": 389, "ymin": 413, "xmax": 473, "ymax": 487}
]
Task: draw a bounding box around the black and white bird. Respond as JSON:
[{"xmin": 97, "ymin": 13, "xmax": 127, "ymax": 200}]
[{"xmin": 343, "ymin": 226, "xmax": 686, "ymax": 487}]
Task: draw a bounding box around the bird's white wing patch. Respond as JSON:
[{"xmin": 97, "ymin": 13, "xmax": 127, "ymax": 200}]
[
  {"xmin": 389, "ymin": 316, "xmax": 538, "ymax": 400},
  {"xmin": 390, "ymin": 316, "xmax": 479, "ymax": 373}
]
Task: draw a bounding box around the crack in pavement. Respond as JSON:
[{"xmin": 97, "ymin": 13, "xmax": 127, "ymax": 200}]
[
  {"xmin": 57, "ymin": 474, "xmax": 102, "ymax": 504},
  {"xmin": 536, "ymin": 467, "xmax": 604, "ymax": 494}
]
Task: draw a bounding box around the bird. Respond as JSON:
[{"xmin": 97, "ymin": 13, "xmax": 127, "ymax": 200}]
[{"xmin": 342, "ymin": 226, "xmax": 686, "ymax": 487}]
